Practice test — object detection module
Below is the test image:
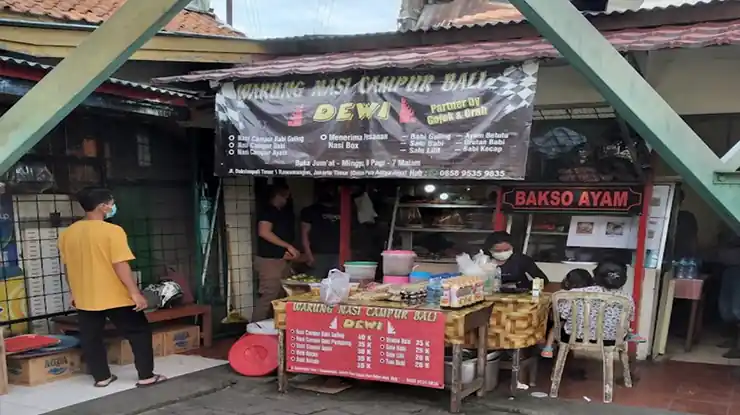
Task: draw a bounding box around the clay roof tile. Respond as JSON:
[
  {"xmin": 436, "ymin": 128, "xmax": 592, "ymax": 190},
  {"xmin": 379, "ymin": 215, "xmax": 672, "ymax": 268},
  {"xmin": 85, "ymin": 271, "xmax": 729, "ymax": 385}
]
[{"xmin": 0, "ymin": 0, "xmax": 244, "ymax": 37}]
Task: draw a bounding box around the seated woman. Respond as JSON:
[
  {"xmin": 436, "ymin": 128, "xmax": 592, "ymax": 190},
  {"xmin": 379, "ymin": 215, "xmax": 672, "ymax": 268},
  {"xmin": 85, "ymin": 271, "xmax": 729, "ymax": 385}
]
[
  {"xmin": 558, "ymin": 260, "xmax": 644, "ymax": 346},
  {"xmin": 541, "ymin": 268, "xmax": 593, "ymax": 358},
  {"xmin": 483, "ymin": 231, "xmax": 549, "ymax": 289}
]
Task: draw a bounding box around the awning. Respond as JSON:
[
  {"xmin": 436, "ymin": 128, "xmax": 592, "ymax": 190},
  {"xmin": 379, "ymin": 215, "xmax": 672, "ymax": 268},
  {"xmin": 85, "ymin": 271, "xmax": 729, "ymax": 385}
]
[
  {"xmin": 153, "ymin": 19, "xmax": 740, "ymax": 84},
  {"xmin": 0, "ymin": 55, "xmax": 199, "ymax": 105}
]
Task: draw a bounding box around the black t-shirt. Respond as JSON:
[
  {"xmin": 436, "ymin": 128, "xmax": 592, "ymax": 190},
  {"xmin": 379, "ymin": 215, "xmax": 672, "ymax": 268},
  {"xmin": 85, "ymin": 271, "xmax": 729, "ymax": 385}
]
[
  {"xmin": 497, "ymin": 253, "xmax": 549, "ymax": 289},
  {"xmin": 300, "ymin": 203, "xmax": 340, "ymax": 254},
  {"xmin": 674, "ymin": 210, "xmax": 698, "ymax": 259},
  {"xmin": 257, "ymin": 204, "xmax": 295, "ymax": 259}
]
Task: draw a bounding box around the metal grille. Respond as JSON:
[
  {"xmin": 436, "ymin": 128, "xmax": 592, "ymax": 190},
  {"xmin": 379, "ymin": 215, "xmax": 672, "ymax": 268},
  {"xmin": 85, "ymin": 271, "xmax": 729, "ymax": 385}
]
[
  {"xmin": 0, "ymin": 109, "xmax": 198, "ymax": 335},
  {"xmin": 222, "ymin": 176, "xmax": 256, "ymax": 324}
]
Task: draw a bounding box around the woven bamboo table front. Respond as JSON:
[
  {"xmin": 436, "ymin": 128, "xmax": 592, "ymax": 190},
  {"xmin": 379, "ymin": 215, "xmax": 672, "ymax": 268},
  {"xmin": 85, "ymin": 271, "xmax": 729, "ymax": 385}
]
[{"xmin": 463, "ymin": 293, "xmax": 551, "ymax": 349}]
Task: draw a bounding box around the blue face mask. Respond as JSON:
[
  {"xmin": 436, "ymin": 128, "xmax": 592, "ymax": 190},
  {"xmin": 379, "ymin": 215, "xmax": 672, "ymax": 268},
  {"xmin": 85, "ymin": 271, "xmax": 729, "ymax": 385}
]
[{"xmin": 105, "ymin": 203, "xmax": 118, "ymax": 220}]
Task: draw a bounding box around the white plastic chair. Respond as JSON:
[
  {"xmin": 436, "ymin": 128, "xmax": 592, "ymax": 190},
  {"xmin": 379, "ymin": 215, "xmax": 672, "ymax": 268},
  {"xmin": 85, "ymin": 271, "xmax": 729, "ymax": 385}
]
[{"xmin": 549, "ymin": 290, "xmax": 633, "ymax": 403}]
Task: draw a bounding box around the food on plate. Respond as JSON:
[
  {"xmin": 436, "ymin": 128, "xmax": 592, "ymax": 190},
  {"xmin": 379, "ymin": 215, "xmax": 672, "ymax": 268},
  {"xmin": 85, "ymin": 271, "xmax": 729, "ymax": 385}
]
[{"xmin": 284, "ymin": 273, "xmax": 321, "ymax": 283}]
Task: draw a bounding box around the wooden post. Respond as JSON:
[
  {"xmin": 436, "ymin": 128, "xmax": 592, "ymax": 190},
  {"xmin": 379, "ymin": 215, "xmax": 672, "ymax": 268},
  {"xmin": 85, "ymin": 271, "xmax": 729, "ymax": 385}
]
[
  {"xmin": 338, "ymin": 186, "xmax": 352, "ymax": 268},
  {"xmin": 0, "ymin": 327, "xmax": 8, "ymax": 395}
]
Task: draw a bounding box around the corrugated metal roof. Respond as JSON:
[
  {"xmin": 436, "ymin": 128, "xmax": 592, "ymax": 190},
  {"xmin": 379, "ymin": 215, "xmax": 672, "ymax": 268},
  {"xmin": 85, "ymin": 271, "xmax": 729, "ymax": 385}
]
[
  {"xmin": 414, "ymin": 0, "xmax": 727, "ymax": 31},
  {"xmin": 153, "ymin": 19, "xmax": 740, "ymax": 84},
  {"xmin": 0, "ymin": 55, "xmax": 199, "ymax": 99}
]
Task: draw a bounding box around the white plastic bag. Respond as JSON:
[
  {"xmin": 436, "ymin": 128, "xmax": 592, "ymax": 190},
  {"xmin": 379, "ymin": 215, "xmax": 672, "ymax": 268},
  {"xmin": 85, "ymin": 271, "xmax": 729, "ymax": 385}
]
[
  {"xmin": 457, "ymin": 251, "xmax": 487, "ymax": 278},
  {"xmin": 459, "ymin": 251, "xmax": 497, "ymax": 294},
  {"xmin": 320, "ymin": 268, "xmax": 351, "ymax": 306},
  {"xmin": 246, "ymin": 319, "xmax": 278, "ymax": 335}
]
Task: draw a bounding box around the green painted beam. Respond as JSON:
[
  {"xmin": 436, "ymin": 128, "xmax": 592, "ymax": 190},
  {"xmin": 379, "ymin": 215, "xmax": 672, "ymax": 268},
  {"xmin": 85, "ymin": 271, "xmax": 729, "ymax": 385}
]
[
  {"xmin": 720, "ymin": 141, "xmax": 740, "ymax": 171},
  {"xmin": 0, "ymin": 0, "xmax": 192, "ymax": 175},
  {"xmin": 507, "ymin": 0, "xmax": 740, "ymax": 232}
]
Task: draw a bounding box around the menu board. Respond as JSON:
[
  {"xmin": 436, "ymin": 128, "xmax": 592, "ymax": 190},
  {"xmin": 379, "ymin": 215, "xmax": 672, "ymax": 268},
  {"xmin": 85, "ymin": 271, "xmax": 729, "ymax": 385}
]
[
  {"xmin": 285, "ymin": 302, "xmax": 445, "ymax": 389},
  {"xmin": 214, "ymin": 62, "xmax": 539, "ymax": 180}
]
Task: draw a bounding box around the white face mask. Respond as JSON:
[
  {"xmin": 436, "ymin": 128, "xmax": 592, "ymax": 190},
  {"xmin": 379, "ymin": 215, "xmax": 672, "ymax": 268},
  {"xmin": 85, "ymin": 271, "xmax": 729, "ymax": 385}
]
[{"xmin": 492, "ymin": 250, "xmax": 513, "ymax": 261}]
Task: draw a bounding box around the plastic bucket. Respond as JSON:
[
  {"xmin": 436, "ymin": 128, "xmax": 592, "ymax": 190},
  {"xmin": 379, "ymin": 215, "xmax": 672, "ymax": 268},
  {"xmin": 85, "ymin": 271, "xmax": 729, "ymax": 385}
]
[
  {"xmin": 344, "ymin": 261, "xmax": 378, "ymax": 284},
  {"xmin": 381, "ymin": 250, "xmax": 417, "ymax": 275}
]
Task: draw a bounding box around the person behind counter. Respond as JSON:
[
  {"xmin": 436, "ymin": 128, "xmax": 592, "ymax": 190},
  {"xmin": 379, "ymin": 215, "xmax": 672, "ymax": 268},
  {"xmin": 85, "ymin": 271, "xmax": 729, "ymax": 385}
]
[
  {"xmin": 253, "ymin": 184, "xmax": 299, "ymax": 322},
  {"xmin": 484, "ymin": 231, "xmax": 549, "ymax": 289},
  {"xmin": 301, "ymin": 184, "xmax": 340, "ymax": 279}
]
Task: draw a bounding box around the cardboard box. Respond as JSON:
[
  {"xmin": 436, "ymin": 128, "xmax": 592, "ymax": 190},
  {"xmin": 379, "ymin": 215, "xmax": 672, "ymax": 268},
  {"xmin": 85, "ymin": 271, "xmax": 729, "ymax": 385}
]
[
  {"xmin": 7, "ymin": 350, "xmax": 81, "ymax": 386},
  {"xmin": 107, "ymin": 332, "xmax": 165, "ymax": 365},
  {"xmin": 161, "ymin": 325, "xmax": 200, "ymax": 355}
]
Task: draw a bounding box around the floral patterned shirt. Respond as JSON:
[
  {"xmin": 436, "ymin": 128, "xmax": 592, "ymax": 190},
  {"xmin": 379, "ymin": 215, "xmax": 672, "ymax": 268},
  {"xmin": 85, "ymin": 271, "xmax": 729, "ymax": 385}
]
[{"xmin": 558, "ymin": 286, "xmax": 635, "ymax": 341}]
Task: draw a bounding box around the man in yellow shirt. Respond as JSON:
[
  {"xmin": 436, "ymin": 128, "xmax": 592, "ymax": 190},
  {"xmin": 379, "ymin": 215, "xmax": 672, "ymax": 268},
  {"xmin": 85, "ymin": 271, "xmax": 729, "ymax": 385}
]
[{"xmin": 59, "ymin": 187, "xmax": 166, "ymax": 388}]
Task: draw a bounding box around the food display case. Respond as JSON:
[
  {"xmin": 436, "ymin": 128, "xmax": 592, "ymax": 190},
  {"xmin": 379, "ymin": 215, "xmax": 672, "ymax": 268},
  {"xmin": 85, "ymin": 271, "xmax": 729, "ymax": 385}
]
[{"xmin": 386, "ymin": 183, "xmax": 507, "ymax": 271}]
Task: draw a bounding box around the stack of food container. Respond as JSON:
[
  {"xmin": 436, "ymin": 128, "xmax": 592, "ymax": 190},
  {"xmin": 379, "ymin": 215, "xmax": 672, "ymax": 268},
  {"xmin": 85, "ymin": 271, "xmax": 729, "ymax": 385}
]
[
  {"xmin": 343, "ymin": 261, "xmax": 378, "ymax": 287},
  {"xmin": 380, "ymin": 250, "xmax": 417, "ymax": 285}
]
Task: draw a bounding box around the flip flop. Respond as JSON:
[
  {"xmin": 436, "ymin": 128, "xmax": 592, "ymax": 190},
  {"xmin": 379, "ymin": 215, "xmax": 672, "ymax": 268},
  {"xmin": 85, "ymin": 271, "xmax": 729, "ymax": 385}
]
[
  {"xmin": 540, "ymin": 346, "xmax": 554, "ymax": 358},
  {"xmin": 94, "ymin": 375, "xmax": 118, "ymax": 388},
  {"xmin": 136, "ymin": 374, "xmax": 167, "ymax": 388},
  {"xmin": 627, "ymin": 334, "xmax": 647, "ymax": 343}
]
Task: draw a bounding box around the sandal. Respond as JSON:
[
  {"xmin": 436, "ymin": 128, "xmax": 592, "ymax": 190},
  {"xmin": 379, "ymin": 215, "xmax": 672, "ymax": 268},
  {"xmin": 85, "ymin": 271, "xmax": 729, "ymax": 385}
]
[
  {"xmin": 136, "ymin": 374, "xmax": 168, "ymax": 388},
  {"xmin": 540, "ymin": 346, "xmax": 554, "ymax": 358},
  {"xmin": 94, "ymin": 375, "xmax": 118, "ymax": 388},
  {"xmin": 627, "ymin": 334, "xmax": 647, "ymax": 343}
]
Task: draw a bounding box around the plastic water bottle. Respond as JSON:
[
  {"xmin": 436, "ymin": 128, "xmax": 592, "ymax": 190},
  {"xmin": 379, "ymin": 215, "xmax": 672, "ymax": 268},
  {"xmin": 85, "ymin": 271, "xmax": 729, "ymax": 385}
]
[
  {"xmin": 675, "ymin": 258, "xmax": 687, "ymax": 279},
  {"xmin": 685, "ymin": 258, "xmax": 698, "ymax": 280},
  {"xmin": 427, "ymin": 277, "xmax": 442, "ymax": 306},
  {"xmin": 492, "ymin": 267, "xmax": 502, "ymax": 293}
]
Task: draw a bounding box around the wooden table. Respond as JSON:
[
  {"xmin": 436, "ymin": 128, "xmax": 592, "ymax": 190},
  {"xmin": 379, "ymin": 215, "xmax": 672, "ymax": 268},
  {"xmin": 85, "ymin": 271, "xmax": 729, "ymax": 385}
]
[
  {"xmin": 51, "ymin": 304, "xmax": 213, "ymax": 348},
  {"xmin": 465, "ymin": 292, "xmax": 551, "ymax": 397},
  {"xmin": 673, "ymin": 277, "xmax": 707, "ymax": 352},
  {"xmin": 273, "ymin": 295, "xmax": 494, "ymax": 413}
]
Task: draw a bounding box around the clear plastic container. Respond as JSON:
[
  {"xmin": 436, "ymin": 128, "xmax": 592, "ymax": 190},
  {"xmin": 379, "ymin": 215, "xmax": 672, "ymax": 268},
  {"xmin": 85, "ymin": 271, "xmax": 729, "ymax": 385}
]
[
  {"xmin": 381, "ymin": 250, "xmax": 417, "ymax": 275},
  {"xmin": 344, "ymin": 261, "xmax": 378, "ymax": 284}
]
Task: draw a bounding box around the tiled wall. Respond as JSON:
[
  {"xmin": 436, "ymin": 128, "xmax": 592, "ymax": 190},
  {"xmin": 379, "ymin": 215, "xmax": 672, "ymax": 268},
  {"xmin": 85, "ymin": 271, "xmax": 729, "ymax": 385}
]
[{"xmin": 223, "ymin": 177, "xmax": 255, "ymax": 321}]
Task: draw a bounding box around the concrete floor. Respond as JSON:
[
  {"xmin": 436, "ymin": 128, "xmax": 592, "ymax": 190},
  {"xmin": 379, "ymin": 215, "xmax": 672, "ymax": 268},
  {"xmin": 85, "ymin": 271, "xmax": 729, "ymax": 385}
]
[{"xmin": 40, "ymin": 365, "xmax": 687, "ymax": 415}]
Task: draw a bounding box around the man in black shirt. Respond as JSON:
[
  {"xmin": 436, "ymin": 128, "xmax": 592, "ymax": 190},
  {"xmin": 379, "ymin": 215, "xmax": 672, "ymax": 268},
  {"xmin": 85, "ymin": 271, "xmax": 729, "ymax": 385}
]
[
  {"xmin": 301, "ymin": 186, "xmax": 340, "ymax": 279},
  {"xmin": 673, "ymin": 189, "xmax": 698, "ymax": 260},
  {"xmin": 484, "ymin": 231, "xmax": 549, "ymax": 289},
  {"xmin": 253, "ymin": 184, "xmax": 298, "ymax": 322}
]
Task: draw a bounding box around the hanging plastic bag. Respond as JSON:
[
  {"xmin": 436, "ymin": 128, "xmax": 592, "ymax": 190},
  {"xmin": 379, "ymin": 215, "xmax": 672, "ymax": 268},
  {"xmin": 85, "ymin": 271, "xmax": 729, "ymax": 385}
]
[{"xmin": 320, "ymin": 268, "xmax": 351, "ymax": 306}]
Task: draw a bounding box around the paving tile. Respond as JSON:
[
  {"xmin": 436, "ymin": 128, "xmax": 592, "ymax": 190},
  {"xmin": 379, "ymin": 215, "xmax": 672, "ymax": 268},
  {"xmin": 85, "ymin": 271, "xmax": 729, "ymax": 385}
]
[
  {"xmin": 677, "ymin": 382, "xmax": 733, "ymax": 401},
  {"xmin": 613, "ymin": 392, "xmax": 674, "ymax": 410},
  {"xmin": 670, "ymin": 398, "xmax": 731, "ymax": 415}
]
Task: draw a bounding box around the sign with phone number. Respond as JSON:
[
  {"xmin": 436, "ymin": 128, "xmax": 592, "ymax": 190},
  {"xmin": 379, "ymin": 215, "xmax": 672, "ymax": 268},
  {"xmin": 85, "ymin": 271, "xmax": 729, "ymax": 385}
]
[{"xmin": 285, "ymin": 302, "xmax": 445, "ymax": 389}]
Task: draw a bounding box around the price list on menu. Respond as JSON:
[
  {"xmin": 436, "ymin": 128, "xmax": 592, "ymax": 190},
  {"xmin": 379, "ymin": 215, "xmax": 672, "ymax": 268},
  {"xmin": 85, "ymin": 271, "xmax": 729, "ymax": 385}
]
[{"xmin": 285, "ymin": 302, "xmax": 445, "ymax": 389}]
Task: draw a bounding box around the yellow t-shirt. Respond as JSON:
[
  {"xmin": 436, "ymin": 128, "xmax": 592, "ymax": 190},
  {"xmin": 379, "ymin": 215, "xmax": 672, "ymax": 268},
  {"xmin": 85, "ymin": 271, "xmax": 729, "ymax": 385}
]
[{"xmin": 58, "ymin": 220, "xmax": 136, "ymax": 311}]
